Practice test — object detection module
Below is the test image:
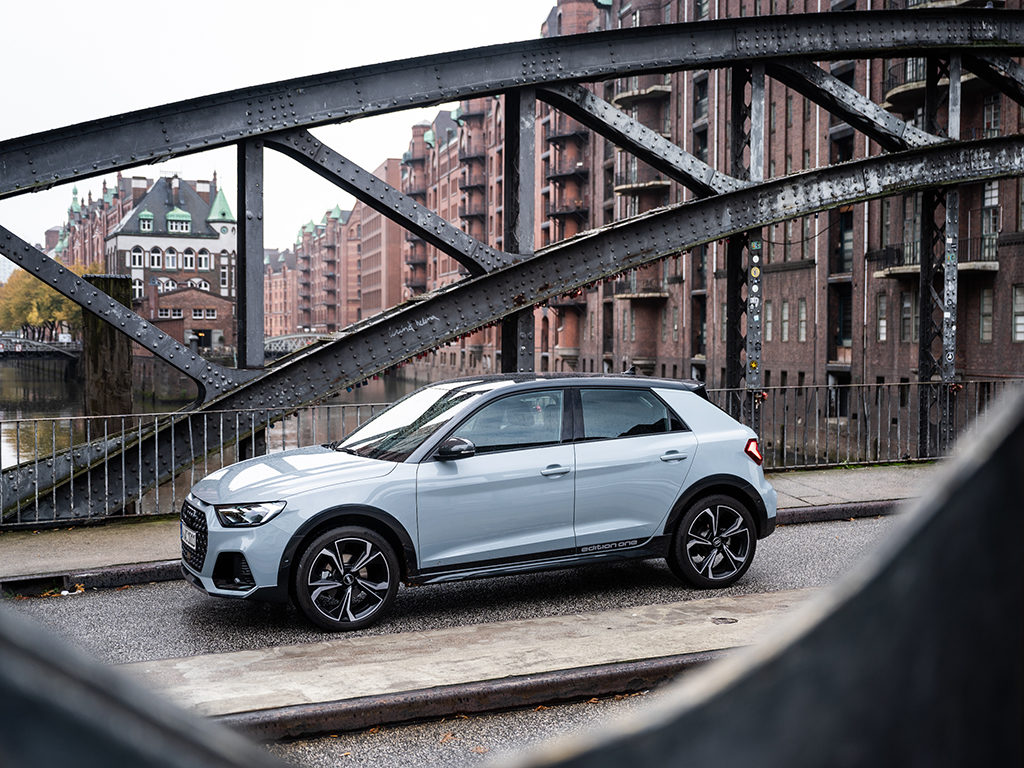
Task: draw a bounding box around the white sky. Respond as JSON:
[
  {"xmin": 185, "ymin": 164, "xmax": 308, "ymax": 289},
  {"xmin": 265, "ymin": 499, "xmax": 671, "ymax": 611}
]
[{"xmin": 0, "ymin": 0, "xmax": 558, "ymax": 252}]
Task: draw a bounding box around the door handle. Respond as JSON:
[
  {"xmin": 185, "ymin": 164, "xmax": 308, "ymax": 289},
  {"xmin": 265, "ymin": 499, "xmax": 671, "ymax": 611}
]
[
  {"xmin": 540, "ymin": 465, "xmax": 572, "ymax": 477},
  {"xmin": 660, "ymin": 451, "xmax": 688, "ymax": 462}
]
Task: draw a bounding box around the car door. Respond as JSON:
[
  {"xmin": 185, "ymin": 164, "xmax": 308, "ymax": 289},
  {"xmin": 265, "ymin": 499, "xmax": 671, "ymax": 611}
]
[
  {"xmin": 572, "ymin": 387, "xmax": 697, "ymax": 548},
  {"xmin": 415, "ymin": 388, "xmax": 575, "ymax": 570}
]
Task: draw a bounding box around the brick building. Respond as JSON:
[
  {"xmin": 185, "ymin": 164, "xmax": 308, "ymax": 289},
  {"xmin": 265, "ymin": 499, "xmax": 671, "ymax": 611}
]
[{"xmin": 270, "ymin": 0, "xmax": 1024, "ymax": 390}]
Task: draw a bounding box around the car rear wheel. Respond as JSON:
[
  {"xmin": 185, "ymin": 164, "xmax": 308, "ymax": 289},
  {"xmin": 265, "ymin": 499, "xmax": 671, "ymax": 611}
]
[
  {"xmin": 668, "ymin": 494, "xmax": 756, "ymax": 589},
  {"xmin": 294, "ymin": 526, "xmax": 399, "ymax": 631}
]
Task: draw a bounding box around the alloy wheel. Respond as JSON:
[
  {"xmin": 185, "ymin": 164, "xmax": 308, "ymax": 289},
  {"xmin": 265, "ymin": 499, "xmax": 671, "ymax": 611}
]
[
  {"xmin": 306, "ymin": 536, "xmax": 393, "ymax": 624},
  {"xmin": 684, "ymin": 503, "xmax": 752, "ymax": 582}
]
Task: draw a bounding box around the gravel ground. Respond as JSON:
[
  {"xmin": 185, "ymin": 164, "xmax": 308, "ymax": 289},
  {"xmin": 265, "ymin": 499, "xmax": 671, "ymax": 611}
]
[
  {"xmin": 268, "ymin": 690, "xmax": 666, "ymax": 768},
  {"xmin": 6, "ymin": 515, "xmax": 899, "ymax": 665}
]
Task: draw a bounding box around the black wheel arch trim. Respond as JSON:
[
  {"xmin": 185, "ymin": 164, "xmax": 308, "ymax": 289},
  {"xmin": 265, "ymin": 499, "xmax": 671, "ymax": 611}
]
[
  {"xmin": 665, "ymin": 474, "xmax": 771, "ymax": 539},
  {"xmin": 275, "ymin": 505, "xmax": 419, "ymax": 598}
]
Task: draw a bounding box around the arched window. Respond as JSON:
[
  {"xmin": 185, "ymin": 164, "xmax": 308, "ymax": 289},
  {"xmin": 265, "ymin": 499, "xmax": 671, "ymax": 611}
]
[
  {"xmin": 132, "ymin": 278, "xmax": 144, "ymax": 300},
  {"xmin": 197, "ymin": 249, "xmax": 210, "ymax": 270},
  {"xmin": 130, "ymin": 246, "xmax": 144, "ymax": 268},
  {"xmin": 182, "ymin": 249, "xmax": 195, "ymax": 270},
  {"xmin": 149, "ymin": 247, "xmax": 162, "ymax": 269},
  {"xmin": 165, "ymin": 248, "xmax": 178, "ymax": 270},
  {"xmin": 187, "ymin": 278, "xmax": 210, "ymax": 291}
]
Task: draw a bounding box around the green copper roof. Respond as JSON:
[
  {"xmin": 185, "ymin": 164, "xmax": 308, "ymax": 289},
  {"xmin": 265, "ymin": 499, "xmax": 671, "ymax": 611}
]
[
  {"xmin": 329, "ymin": 204, "xmax": 344, "ymax": 220},
  {"xmin": 303, "ymin": 220, "xmax": 315, "ymax": 234},
  {"xmin": 138, "ymin": 209, "xmax": 154, "ymax": 220},
  {"xmin": 71, "ymin": 186, "xmax": 81, "ymax": 214},
  {"xmin": 424, "ymin": 129, "xmax": 435, "ymax": 147},
  {"xmin": 206, "ymin": 188, "xmax": 235, "ymax": 223},
  {"xmin": 166, "ymin": 207, "xmax": 192, "ymax": 221}
]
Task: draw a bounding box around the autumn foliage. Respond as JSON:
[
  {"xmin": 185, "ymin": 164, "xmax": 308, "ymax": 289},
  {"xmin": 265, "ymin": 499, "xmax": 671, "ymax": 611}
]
[{"xmin": 0, "ymin": 263, "xmax": 101, "ymax": 341}]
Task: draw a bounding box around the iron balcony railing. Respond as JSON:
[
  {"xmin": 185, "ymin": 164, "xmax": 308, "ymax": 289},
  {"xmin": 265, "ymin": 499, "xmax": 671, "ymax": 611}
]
[
  {"xmin": 2, "ymin": 380, "xmax": 1019, "ymax": 529},
  {"xmin": 869, "ymin": 236, "xmax": 1000, "ymax": 269}
]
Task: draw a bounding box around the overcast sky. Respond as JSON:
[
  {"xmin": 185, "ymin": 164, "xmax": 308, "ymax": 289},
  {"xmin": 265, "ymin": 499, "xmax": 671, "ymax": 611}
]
[{"xmin": 0, "ymin": 0, "xmax": 558, "ymax": 252}]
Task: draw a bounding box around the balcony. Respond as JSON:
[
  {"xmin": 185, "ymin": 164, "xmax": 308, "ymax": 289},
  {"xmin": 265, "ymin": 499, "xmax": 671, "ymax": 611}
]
[
  {"xmin": 401, "ymin": 151, "xmax": 426, "ymax": 165},
  {"xmin": 322, "ymin": 254, "xmax": 337, "ymax": 264},
  {"xmin": 612, "ymin": 278, "xmax": 669, "ymax": 301},
  {"xmin": 545, "ymin": 201, "xmax": 589, "ymax": 218},
  {"xmin": 404, "ymin": 184, "xmax": 427, "ymax": 198},
  {"xmin": 546, "ymin": 161, "xmax": 589, "ymax": 182},
  {"xmin": 611, "ymin": 75, "xmax": 671, "ymax": 109},
  {"xmin": 458, "ymin": 144, "xmax": 486, "ymax": 162},
  {"xmin": 869, "ymin": 237, "xmax": 1000, "ymax": 278},
  {"xmin": 614, "ymin": 173, "xmax": 671, "ymax": 195},
  {"xmin": 405, "ymin": 231, "xmax": 424, "ymax": 244},
  {"xmin": 458, "ymin": 202, "xmax": 487, "ymax": 220},
  {"xmin": 405, "ymin": 275, "xmax": 427, "ymax": 292},
  {"xmin": 458, "ymin": 173, "xmax": 487, "ymax": 190},
  {"xmin": 547, "ymin": 122, "xmax": 588, "ymax": 144},
  {"xmin": 405, "ymin": 251, "xmax": 427, "ymax": 267}
]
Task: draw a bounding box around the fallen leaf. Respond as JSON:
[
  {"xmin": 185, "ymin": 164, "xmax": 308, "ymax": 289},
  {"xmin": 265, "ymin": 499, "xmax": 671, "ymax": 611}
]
[
  {"xmin": 439, "ymin": 732, "xmax": 458, "ymax": 744},
  {"xmin": 367, "ymin": 727, "xmax": 379, "ymax": 734},
  {"xmin": 588, "ymin": 698, "xmax": 600, "ymax": 704},
  {"xmin": 116, "ymin": 585, "xmax": 132, "ymax": 591},
  {"xmin": 473, "ymin": 746, "xmax": 489, "ymax": 754},
  {"xmin": 533, "ymin": 705, "xmax": 549, "ymax": 711}
]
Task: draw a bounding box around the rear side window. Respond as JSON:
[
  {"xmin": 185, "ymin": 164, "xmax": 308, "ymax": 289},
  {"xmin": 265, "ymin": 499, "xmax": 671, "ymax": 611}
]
[
  {"xmin": 579, "ymin": 388, "xmax": 686, "ymax": 440},
  {"xmin": 453, "ymin": 390, "xmax": 564, "ymax": 453}
]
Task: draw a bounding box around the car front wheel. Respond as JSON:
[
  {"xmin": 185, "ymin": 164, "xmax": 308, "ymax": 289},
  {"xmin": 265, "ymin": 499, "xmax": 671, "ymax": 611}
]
[
  {"xmin": 294, "ymin": 526, "xmax": 399, "ymax": 631},
  {"xmin": 668, "ymin": 495, "xmax": 756, "ymax": 589}
]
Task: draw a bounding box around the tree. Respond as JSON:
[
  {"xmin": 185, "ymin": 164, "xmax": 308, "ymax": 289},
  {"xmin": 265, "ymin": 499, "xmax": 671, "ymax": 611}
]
[{"xmin": 0, "ymin": 262, "xmax": 99, "ymax": 340}]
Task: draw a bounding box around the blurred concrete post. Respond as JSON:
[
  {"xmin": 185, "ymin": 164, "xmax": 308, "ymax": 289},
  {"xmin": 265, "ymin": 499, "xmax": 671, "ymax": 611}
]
[{"xmin": 83, "ymin": 275, "xmax": 132, "ymax": 418}]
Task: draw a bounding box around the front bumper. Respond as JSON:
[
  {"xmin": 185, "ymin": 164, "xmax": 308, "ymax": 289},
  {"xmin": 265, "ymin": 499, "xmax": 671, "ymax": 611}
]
[{"xmin": 179, "ymin": 495, "xmax": 291, "ymax": 600}]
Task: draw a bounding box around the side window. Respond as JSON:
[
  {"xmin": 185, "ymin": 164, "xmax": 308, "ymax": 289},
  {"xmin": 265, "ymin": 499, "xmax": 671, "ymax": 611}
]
[
  {"xmin": 453, "ymin": 390, "xmax": 564, "ymax": 454},
  {"xmin": 580, "ymin": 388, "xmax": 685, "ymax": 440}
]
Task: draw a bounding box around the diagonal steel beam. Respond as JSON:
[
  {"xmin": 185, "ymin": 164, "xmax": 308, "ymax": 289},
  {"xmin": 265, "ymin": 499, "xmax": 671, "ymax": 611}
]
[
  {"xmin": 263, "ymin": 129, "xmax": 514, "ymax": 276},
  {"xmin": 0, "ymin": 228, "xmax": 258, "ymax": 403},
  {"xmin": 964, "ymin": 53, "xmax": 1024, "ymax": 107},
  {"xmin": 1, "ymin": 10, "xmax": 1021, "ymax": 199},
  {"xmin": 538, "ymin": 84, "xmax": 744, "ymax": 197},
  {"xmin": 766, "ymin": 59, "xmax": 940, "ymax": 152}
]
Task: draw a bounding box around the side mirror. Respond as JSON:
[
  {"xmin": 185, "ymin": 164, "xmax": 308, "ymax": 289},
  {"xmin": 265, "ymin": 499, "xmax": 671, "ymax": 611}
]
[{"xmin": 436, "ymin": 436, "xmax": 476, "ymax": 460}]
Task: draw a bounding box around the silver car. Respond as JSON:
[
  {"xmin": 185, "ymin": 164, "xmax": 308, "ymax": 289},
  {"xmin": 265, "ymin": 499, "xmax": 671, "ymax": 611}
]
[{"xmin": 181, "ymin": 375, "xmax": 777, "ymax": 631}]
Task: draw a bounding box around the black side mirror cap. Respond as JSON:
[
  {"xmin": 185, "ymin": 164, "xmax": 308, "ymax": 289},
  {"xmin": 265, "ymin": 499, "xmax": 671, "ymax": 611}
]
[{"xmin": 436, "ymin": 436, "xmax": 476, "ymax": 460}]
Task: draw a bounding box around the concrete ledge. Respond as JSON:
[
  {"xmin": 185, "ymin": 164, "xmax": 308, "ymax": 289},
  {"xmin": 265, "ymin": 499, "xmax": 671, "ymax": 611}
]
[
  {"xmin": 0, "ymin": 559, "xmax": 180, "ymax": 596},
  {"xmin": 217, "ymin": 649, "xmax": 730, "ymax": 741},
  {"xmin": 776, "ymin": 499, "xmax": 899, "ymax": 526}
]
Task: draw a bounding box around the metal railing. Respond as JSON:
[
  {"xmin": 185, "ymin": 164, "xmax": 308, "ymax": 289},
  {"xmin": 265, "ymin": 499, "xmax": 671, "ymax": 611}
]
[
  {"xmin": 708, "ymin": 379, "xmax": 1022, "ymax": 470},
  {"xmin": 2, "ymin": 379, "xmax": 1020, "ymax": 528},
  {"xmin": 0, "ymin": 402, "xmax": 388, "ymax": 528}
]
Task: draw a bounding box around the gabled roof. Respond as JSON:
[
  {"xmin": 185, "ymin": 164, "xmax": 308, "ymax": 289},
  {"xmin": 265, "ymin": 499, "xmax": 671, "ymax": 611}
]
[{"xmin": 108, "ymin": 176, "xmax": 226, "ymax": 239}]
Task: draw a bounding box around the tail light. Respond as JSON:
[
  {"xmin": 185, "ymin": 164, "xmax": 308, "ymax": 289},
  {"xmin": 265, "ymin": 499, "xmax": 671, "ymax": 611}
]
[{"xmin": 744, "ymin": 437, "xmax": 763, "ymax": 465}]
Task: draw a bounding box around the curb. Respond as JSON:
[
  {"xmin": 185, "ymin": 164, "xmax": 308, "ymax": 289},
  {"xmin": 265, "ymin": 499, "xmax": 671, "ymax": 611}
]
[
  {"xmin": 216, "ymin": 649, "xmax": 731, "ymax": 741},
  {"xmin": 0, "ymin": 560, "xmax": 180, "ymax": 597},
  {"xmin": 0, "ymin": 500, "xmax": 905, "ymax": 596}
]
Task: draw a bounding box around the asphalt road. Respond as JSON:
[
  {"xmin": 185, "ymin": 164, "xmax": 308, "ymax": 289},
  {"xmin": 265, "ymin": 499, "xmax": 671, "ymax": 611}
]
[{"xmin": 8, "ymin": 514, "xmax": 898, "ymax": 666}]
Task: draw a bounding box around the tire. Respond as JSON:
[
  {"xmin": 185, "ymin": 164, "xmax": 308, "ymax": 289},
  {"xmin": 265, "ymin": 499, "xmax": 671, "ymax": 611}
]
[
  {"xmin": 294, "ymin": 525, "xmax": 399, "ymax": 631},
  {"xmin": 668, "ymin": 494, "xmax": 756, "ymax": 589}
]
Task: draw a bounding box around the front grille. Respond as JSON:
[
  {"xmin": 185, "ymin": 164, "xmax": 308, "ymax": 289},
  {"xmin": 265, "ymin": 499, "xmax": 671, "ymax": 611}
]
[{"xmin": 180, "ymin": 500, "xmax": 209, "ymax": 572}]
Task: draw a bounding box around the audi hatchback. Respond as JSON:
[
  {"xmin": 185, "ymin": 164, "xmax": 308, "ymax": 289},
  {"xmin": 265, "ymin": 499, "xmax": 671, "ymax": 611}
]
[{"xmin": 181, "ymin": 375, "xmax": 777, "ymax": 631}]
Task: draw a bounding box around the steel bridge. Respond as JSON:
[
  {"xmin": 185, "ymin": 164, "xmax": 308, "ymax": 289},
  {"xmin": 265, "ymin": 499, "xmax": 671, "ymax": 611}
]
[{"xmin": 2, "ymin": 9, "xmax": 1024, "ymax": 523}]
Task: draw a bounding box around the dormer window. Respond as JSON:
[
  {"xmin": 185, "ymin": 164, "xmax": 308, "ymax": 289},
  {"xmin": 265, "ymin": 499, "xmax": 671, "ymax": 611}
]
[
  {"xmin": 166, "ymin": 207, "xmax": 192, "ymax": 233},
  {"xmin": 139, "ymin": 209, "xmax": 154, "ymax": 233}
]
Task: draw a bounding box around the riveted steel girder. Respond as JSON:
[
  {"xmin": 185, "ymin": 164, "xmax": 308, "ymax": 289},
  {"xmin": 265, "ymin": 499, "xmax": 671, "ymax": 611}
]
[
  {"xmin": 964, "ymin": 53, "xmax": 1024, "ymax": 106},
  {"xmin": 0, "ymin": 227, "xmax": 258, "ymax": 402},
  {"xmin": 767, "ymin": 59, "xmax": 940, "ymax": 152},
  {"xmin": 538, "ymin": 84, "xmax": 744, "ymax": 197},
  {"xmin": 263, "ymin": 129, "xmax": 514, "ymax": 276},
  {"xmin": 7, "ymin": 138, "xmax": 1023, "ymax": 522},
  {"xmin": 1, "ymin": 10, "xmax": 1021, "ymax": 200}
]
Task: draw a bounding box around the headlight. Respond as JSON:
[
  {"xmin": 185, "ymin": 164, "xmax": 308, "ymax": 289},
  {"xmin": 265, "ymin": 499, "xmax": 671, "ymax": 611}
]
[{"xmin": 214, "ymin": 501, "xmax": 286, "ymax": 527}]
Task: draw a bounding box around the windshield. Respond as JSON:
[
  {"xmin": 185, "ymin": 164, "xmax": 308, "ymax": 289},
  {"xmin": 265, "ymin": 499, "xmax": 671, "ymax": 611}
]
[{"xmin": 337, "ymin": 380, "xmax": 513, "ymax": 462}]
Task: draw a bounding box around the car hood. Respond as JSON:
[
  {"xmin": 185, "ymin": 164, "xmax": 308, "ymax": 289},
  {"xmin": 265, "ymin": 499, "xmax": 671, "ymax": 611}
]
[{"xmin": 189, "ymin": 445, "xmax": 398, "ymax": 505}]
